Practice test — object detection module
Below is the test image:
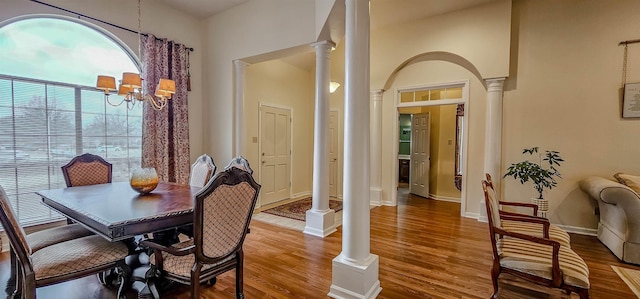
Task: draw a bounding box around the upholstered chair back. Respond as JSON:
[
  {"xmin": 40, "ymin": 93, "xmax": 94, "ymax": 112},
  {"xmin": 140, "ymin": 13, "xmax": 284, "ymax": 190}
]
[
  {"xmin": 194, "ymin": 159, "xmax": 260, "ymax": 262},
  {"xmin": 224, "ymin": 155, "xmax": 254, "ymax": 175},
  {"xmin": 482, "ymin": 180, "xmax": 502, "ymax": 230},
  {"xmin": 61, "ymin": 153, "xmax": 112, "ymax": 187},
  {"xmin": 0, "ymin": 185, "xmax": 32, "ymax": 257},
  {"xmin": 189, "ymin": 154, "xmax": 216, "ymax": 188}
]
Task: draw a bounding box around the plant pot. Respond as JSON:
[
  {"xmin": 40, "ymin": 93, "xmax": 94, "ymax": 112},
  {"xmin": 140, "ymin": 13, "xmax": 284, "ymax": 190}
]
[{"xmin": 531, "ymin": 198, "xmax": 548, "ymax": 218}]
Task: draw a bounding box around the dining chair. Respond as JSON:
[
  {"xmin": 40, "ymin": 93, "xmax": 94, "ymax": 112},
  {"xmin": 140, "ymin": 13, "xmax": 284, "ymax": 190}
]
[
  {"xmin": 0, "ymin": 186, "xmax": 130, "ymax": 299},
  {"xmin": 481, "ymin": 180, "xmax": 590, "ymax": 298},
  {"xmin": 60, "ymin": 153, "xmax": 113, "ymax": 226},
  {"xmin": 485, "ymin": 173, "xmax": 571, "ymax": 247},
  {"xmin": 61, "ymin": 153, "xmax": 119, "ymax": 283},
  {"xmin": 224, "ymin": 155, "xmax": 253, "ymax": 174},
  {"xmin": 61, "ymin": 153, "xmax": 113, "ymax": 187},
  {"xmin": 141, "ymin": 157, "xmax": 261, "ymax": 299},
  {"xmin": 189, "ymin": 154, "xmax": 216, "ymax": 188}
]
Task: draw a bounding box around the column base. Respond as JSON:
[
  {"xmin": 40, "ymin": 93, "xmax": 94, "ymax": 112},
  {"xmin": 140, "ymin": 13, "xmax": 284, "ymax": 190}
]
[
  {"xmin": 303, "ymin": 209, "xmax": 336, "ymax": 237},
  {"xmin": 328, "ymin": 254, "xmax": 382, "ymax": 299},
  {"xmin": 369, "ymin": 188, "xmax": 382, "ymax": 206}
]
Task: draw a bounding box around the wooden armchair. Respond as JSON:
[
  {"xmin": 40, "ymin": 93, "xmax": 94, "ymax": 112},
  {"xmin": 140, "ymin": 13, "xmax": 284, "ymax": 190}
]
[
  {"xmin": 485, "ymin": 173, "xmax": 571, "ymax": 247},
  {"xmin": 189, "ymin": 154, "xmax": 217, "ymax": 188},
  {"xmin": 0, "ymin": 186, "xmax": 130, "ymax": 299},
  {"xmin": 141, "ymin": 158, "xmax": 260, "ymax": 299},
  {"xmin": 482, "ymin": 180, "xmax": 590, "ymax": 299}
]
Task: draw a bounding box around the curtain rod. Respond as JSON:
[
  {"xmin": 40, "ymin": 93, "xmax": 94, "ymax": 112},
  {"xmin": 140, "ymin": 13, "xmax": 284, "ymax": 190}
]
[
  {"xmin": 29, "ymin": 0, "xmax": 194, "ymax": 52},
  {"xmin": 619, "ymin": 39, "xmax": 640, "ymax": 46}
]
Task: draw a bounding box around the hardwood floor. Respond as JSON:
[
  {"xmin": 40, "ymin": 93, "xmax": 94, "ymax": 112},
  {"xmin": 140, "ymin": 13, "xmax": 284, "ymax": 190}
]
[{"xmin": 0, "ymin": 191, "xmax": 637, "ymax": 298}]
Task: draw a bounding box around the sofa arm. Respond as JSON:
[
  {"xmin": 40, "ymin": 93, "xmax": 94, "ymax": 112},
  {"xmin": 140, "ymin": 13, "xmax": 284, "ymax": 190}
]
[
  {"xmin": 580, "ymin": 176, "xmax": 639, "ymax": 205},
  {"xmin": 580, "ymin": 176, "xmax": 640, "ymax": 243}
]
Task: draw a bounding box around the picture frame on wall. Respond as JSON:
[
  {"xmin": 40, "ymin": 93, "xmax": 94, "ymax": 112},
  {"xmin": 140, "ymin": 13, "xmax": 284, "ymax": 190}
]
[{"xmin": 623, "ymin": 82, "xmax": 640, "ymax": 118}]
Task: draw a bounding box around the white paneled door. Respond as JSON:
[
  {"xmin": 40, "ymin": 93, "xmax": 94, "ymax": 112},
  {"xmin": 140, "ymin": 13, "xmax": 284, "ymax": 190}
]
[
  {"xmin": 329, "ymin": 110, "xmax": 339, "ymax": 198},
  {"xmin": 260, "ymin": 105, "xmax": 291, "ymax": 205},
  {"xmin": 410, "ymin": 113, "xmax": 430, "ymax": 198}
]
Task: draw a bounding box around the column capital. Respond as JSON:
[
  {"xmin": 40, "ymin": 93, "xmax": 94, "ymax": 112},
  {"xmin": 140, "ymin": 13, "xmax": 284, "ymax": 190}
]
[
  {"xmin": 484, "ymin": 77, "xmax": 506, "ymax": 92},
  {"xmin": 371, "ymin": 89, "xmax": 384, "ymax": 102},
  {"xmin": 233, "ymin": 60, "xmax": 250, "ymax": 69},
  {"xmin": 311, "ymin": 40, "xmax": 336, "ymax": 50}
]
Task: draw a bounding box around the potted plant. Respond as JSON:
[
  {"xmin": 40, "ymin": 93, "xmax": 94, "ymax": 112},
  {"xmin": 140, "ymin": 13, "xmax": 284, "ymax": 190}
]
[{"xmin": 503, "ymin": 147, "xmax": 564, "ymax": 217}]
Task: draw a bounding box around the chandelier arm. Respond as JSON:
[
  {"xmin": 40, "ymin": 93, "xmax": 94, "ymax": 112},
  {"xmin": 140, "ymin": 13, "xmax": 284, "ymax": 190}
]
[{"xmin": 106, "ymin": 95, "xmax": 127, "ymax": 107}]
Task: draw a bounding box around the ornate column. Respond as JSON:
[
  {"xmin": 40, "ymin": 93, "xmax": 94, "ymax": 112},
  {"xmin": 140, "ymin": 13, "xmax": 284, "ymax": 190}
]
[
  {"xmin": 481, "ymin": 77, "xmax": 506, "ymax": 220},
  {"xmin": 233, "ymin": 60, "xmax": 249, "ymax": 157},
  {"xmin": 304, "ymin": 40, "xmax": 337, "ymax": 237},
  {"xmin": 329, "ymin": 0, "xmax": 382, "ymax": 298},
  {"xmin": 370, "ymin": 89, "xmax": 383, "ymax": 206}
]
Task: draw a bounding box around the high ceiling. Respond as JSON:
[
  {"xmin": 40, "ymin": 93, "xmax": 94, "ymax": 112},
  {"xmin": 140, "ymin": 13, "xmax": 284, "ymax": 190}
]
[
  {"xmin": 160, "ymin": 0, "xmax": 497, "ymax": 29},
  {"xmin": 158, "ymin": 0, "xmax": 497, "ymax": 70},
  {"xmin": 158, "ymin": 0, "xmax": 249, "ymax": 18}
]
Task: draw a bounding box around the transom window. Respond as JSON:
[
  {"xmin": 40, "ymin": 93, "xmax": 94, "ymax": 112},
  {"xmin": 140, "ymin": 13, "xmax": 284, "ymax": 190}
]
[
  {"xmin": 399, "ymin": 86, "xmax": 463, "ymax": 103},
  {"xmin": 0, "ymin": 16, "xmax": 142, "ymax": 225}
]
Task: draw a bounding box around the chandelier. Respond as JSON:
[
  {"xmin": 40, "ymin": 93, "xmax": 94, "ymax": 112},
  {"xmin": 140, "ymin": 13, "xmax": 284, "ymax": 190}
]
[{"xmin": 95, "ymin": 0, "xmax": 175, "ymax": 111}]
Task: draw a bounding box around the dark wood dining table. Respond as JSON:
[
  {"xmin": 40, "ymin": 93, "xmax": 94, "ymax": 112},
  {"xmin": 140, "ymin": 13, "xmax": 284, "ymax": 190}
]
[{"xmin": 36, "ymin": 181, "xmax": 201, "ymax": 242}]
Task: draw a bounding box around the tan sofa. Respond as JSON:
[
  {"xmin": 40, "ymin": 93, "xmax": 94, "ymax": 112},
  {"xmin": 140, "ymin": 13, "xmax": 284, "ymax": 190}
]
[{"xmin": 580, "ymin": 175, "xmax": 640, "ymax": 265}]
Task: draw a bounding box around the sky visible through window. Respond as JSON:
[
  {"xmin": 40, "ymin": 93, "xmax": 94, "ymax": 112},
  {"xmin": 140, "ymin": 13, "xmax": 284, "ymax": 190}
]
[
  {"xmin": 0, "ymin": 17, "xmax": 139, "ymax": 85},
  {"xmin": 0, "ymin": 17, "xmax": 142, "ymax": 118}
]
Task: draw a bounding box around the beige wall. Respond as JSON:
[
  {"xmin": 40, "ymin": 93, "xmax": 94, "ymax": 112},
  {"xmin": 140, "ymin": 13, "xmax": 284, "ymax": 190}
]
[
  {"xmin": 1, "ymin": 0, "xmax": 206, "ymax": 163},
  {"xmin": 244, "ymin": 59, "xmax": 315, "ymax": 204},
  {"xmin": 204, "ymin": 0, "xmax": 317, "ymax": 164},
  {"xmin": 501, "ymin": 0, "xmax": 640, "ymax": 230},
  {"xmin": 371, "ymin": 0, "xmax": 512, "ymax": 89}
]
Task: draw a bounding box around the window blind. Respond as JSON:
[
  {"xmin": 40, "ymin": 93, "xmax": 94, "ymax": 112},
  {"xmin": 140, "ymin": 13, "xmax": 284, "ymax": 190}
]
[{"xmin": 0, "ymin": 76, "xmax": 142, "ymax": 226}]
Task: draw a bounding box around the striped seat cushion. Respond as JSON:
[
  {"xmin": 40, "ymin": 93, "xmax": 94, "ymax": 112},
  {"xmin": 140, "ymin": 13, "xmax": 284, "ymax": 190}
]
[
  {"xmin": 502, "ymin": 220, "xmax": 571, "ymax": 247},
  {"xmin": 32, "ymin": 235, "xmax": 128, "ymax": 281},
  {"xmin": 497, "ymin": 238, "xmax": 590, "ymax": 289},
  {"xmin": 27, "ymin": 223, "xmax": 93, "ymax": 252},
  {"xmin": 150, "ymin": 239, "xmax": 234, "ymax": 278}
]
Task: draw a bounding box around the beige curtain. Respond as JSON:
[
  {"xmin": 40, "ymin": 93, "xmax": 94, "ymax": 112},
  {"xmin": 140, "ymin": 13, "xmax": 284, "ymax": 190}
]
[{"xmin": 140, "ymin": 34, "xmax": 190, "ymax": 184}]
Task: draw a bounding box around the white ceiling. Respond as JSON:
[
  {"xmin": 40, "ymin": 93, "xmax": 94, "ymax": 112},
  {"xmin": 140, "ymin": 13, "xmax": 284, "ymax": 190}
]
[
  {"xmin": 158, "ymin": 0, "xmax": 497, "ymax": 70},
  {"xmin": 160, "ymin": 0, "xmax": 497, "ymax": 26},
  {"xmin": 158, "ymin": 0, "xmax": 249, "ymax": 18}
]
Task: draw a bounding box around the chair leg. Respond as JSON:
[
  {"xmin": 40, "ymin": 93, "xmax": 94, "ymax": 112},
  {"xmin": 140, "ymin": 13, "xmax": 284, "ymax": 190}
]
[
  {"xmin": 190, "ymin": 264, "xmax": 202, "ymax": 299},
  {"xmin": 577, "ymin": 288, "xmax": 590, "ymax": 299},
  {"xmin": 490, "ymin": 264, "xmax": 500, "ymax": 299},
  {"xmin": 236, "ymin": 251, "xmax": 244, "ymax": 299},
  {"xmin": 5, "ymin": 250, "xmax": 17, "ymax": 297},
  {"xmin": 23, "ymin": 273, "xmax": 36, "ymax": 299}
]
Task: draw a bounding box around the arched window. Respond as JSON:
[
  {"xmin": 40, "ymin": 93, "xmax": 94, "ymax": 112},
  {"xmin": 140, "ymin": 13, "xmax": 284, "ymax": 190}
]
[{"xmin": 0, "ymin": 16, "xmax": 142, "ymax": 225}]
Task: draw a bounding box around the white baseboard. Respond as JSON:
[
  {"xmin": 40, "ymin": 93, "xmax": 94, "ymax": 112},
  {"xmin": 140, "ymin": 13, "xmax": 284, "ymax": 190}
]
[
  {"xmin": 556, "ymin": 224, "xmax": 597, "ymax": 236},
  {"xmin": 429, "ymin": 194, "xmax": 461, "ymax": 203},
  {"xmin": 470, "ymin": 217, "xmax": 598, "ymax": 237},
  {"xmin": 465, "ymin": 212, "xmax": 481, "ymax": 220},
  {"xmin": 292, "ymin": 191, "xmax": 312, "ymax": 199}
]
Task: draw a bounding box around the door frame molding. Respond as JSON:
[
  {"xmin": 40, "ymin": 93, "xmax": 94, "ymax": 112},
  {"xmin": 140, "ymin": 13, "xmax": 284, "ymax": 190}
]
[
  {"xmin": 329, "ymin": 108, "xmax": 342, "ymax": 199},
  {"xmin": 258, "ymin": 102, "xmax": 293, "ymax": 206},
  {"xmin": 392, "ymin": 80, "xmax": 469, "ymax": 217}
]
